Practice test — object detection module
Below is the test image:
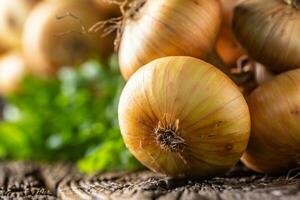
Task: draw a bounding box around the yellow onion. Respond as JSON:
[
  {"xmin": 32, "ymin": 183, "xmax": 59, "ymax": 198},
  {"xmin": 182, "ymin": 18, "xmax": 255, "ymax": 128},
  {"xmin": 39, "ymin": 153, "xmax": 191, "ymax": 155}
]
[
  {"xmin": 0, "ymin": 52, "xmax": 27, "ymax": 95},
  {"xmin": 118, "ymin": 56, "xmax": 250, "ymax": 177},
  {"xmin": 243, "ymin": 69, "xmax": 300, "ymax": 173},
  {"xmin": 233, "ymin": 0, "xmax": 300, "ymax": 73},
  {"xmin": 118, "ymin": 0, "xmax": 222, "ymax": 80},
  {"xmin": 22, "ymin": 0, "xmax": 115, "ymax": 76},
  {"xmin": 0, "ymin": 0, "xmax": 40, "ymax": 50}
]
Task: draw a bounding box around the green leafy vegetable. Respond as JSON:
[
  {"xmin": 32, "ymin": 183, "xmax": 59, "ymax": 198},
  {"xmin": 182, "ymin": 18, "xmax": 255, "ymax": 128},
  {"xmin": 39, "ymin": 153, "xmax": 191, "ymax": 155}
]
[{"xmin": 0, "ymin": 57, "xmax": 141, "ymax": 173}]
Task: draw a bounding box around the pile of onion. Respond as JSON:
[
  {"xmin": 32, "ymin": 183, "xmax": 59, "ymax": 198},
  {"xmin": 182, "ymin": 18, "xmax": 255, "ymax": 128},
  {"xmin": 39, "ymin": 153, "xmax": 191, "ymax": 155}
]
[
  {"xmin": 118, "ymin": 56, "xmax": 250, "ymax": 178},
  {"xmin": 0, "ymin": 51, "xmax": 27, "ymax": 95},
  {"xmin": 0, "ymin": 0, "xmax": 40, "ymax": 51},
  {"xmin": 117, "ymin": 0, "xmax": 222, "ymax": 80},
  {"xmin": 22, "ymin": 0, "xmax": 116, "ymax": 76},
  {"xmin": 229, "ymin": 0, "xmax": 300, "ymax": 174}
]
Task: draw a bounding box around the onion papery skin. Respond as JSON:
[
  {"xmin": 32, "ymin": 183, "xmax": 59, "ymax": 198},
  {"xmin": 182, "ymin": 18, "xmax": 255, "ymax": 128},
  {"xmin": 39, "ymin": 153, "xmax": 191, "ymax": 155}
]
[
  {"xmin": 118, "ymin": 56, "xmax": 250, "ymax": 178},
  {"xmin": 118, "ymin": 0, "xmax": 222, "ymax": 80},
  {"xmin": 233, "ymin": 0, "xmax": 300, "ymax": 73},
  {"xmin": 0, "ymin": 0, "xmax": 40, "ymax": 50},
  {"xmin": 22, "ymin": 0, "xmax": 115, "ymax": 77},
  {"xmin": 0, "ymin": 52, "xmax": 26, "ymax": 95},
  {"xmin": 216, "ymin": 27, "xmax": 244, "ymax": 67},
  {"xmin": 216, "ymin": 0, "xmax": 244, "ymax": 67},
  {"xmin": 221, "ymin": 0, "xmax": 239, "ymax": 27},
  {"xmin": 242, "ymin": 69, "xmax": 300, "ymax": 174}
]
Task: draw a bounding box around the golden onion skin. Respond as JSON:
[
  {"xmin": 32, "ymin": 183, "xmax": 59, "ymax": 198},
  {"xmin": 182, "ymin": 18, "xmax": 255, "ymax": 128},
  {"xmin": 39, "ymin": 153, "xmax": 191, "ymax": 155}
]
[
  {"xmin": 242, "ymin": 69, "xmax": 300, "ymax": 174},
  {"xmin": 233, "ymin": 0, "xmax": 300, "ymax": 73},
  {"xmin": 221, "ymin": 0, "xmax": 238, "ymax": 27},
  {"xmin": 0, "ymin": 0, "xmax": 40, "ymax": 50},
  {"xmin": 118, "ymin": 56, "xmax": 250, "ymax": 178},
  {"xmin": 118, "ymin": 0, "xmax": 222, "ymax": 80},
  {"xmin": 22, "ymin": 0, "xmax": 115, "ymax": 76},
  {"xmin": 216, "ymin": 27, "xmax": 244, "ymax": 67},
  {"xmin": 0, "ymin": 52, "xmax": 26, "ymax": 95}
]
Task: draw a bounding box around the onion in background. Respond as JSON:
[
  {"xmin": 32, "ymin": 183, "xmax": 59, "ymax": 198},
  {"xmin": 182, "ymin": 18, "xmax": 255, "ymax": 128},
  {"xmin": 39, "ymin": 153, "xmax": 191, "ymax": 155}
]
[
  {"xmin": 233, "ymin": 0, "xmax": 300, "ymax": 73},
  {"xmin": 0, "ymin": 52, "xmax": 27, "ymax": 95},
  {"xmin": 22, "ymin": 0, "xmax": 116, "ymax": 77},
  {"xmin": 0, "ymin": 0, "xmax": 40, "ymax": 50},
  {"xmin": 216, "ymin": 0, "xmax": 244, "ymax": 67},
  {"xmin": 118, "ymin": 0, "xmax": 222, "ymax": 80}
]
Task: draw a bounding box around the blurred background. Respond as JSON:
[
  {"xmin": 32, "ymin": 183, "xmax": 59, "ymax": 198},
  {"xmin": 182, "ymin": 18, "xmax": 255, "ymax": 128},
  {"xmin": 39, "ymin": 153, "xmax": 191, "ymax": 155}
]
[{"xmin": 0, "ymin": 0, "xmax": 140, "ymax": 174}]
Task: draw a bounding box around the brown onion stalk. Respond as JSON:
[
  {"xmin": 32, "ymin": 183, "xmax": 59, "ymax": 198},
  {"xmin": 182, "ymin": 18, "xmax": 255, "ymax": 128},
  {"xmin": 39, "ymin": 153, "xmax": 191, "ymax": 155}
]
[{"xmin": 231, "ymin": 56, "xmax": 274, "ymax": 95}]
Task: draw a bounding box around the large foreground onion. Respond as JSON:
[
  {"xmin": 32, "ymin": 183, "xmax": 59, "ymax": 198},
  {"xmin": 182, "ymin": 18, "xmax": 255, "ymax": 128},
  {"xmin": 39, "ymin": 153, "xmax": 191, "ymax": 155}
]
[
  {"xmin": 23, "ymin": 0, "xmax": 115, "ymax": 76},
  {"xmin": 118, "ymin": 0, "xmax": 222, "ymax": 80},
  {"xmin": 242, "ymin": 69, "xmax": 300, "ymax": 173},
  {"xmin": 118, "ymin": 56, "xmax": 250, "ymax": 177},
  {"xmin": 0, "ymin": 0, "xmax": 40, "ymax": 50},
  {"xmin": 0, "ymin": 52, "xmax": 26, "ymax": 95}
]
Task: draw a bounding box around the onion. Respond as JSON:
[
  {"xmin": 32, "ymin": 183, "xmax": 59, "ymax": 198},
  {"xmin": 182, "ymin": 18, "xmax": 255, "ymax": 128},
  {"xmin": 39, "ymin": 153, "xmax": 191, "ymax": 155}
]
[
  {"xmin": 233, "ymin": 0, "xmax": 300, "ymax": 73},
  {"xmin": 0, "ymin": 0, "xmax": 40, "ymax": 50},
  {"xmin": 0, "ymin": 52, "xmax": 26, "ymax": 95},
  {"xmin": 118, "ymin": 56, "xmax": 250, "ymax": 178},
  {"xmin": 118, "ymin": 0, "xmax": 222, "ymax": 80},
  {"xmin": 22, "ymin": 0, "xmax": 115, "ymax": 76},
  {"xmin": 216, "ymin": 28, "xmax": 244, "ymax": 67},
  {"xmin": 216, "ymin": 0, "xmax": 244, "ymax": 67},
  {"xmin": 243, "ymin": 69, "xmax": 300, "ymax": 173}
]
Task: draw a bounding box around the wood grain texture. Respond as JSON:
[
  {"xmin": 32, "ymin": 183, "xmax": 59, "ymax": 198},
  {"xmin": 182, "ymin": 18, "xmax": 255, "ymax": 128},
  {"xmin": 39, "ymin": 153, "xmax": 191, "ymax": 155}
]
[
  {"xmin": 57, "ymin": 165, "xmax": 300, "ymax": 200},
  {"xmin": 0, "ymin": 162, "xmax": 55, "ymax": 199},
  {"xmin": 0, "ymin": 162, "xmax": 299, "ymax": 200}
]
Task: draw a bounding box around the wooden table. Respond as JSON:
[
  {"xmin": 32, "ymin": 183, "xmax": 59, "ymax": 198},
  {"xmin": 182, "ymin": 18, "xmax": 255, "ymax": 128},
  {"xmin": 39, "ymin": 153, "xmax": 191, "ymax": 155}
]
[{"xmin": 0, "ymin": 162, "xmax": 299, "ymax": 199}]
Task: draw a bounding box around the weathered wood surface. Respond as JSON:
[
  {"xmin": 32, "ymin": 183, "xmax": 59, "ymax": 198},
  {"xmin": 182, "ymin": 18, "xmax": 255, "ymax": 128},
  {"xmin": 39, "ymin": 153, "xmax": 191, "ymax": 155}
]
[
  {"xmin": 0, "ymin": 162, "xmax": 299, "ymax": 200},
  {"xmin": 0, "ymin": 162, "xmax": 55, "ymax": 200}
]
